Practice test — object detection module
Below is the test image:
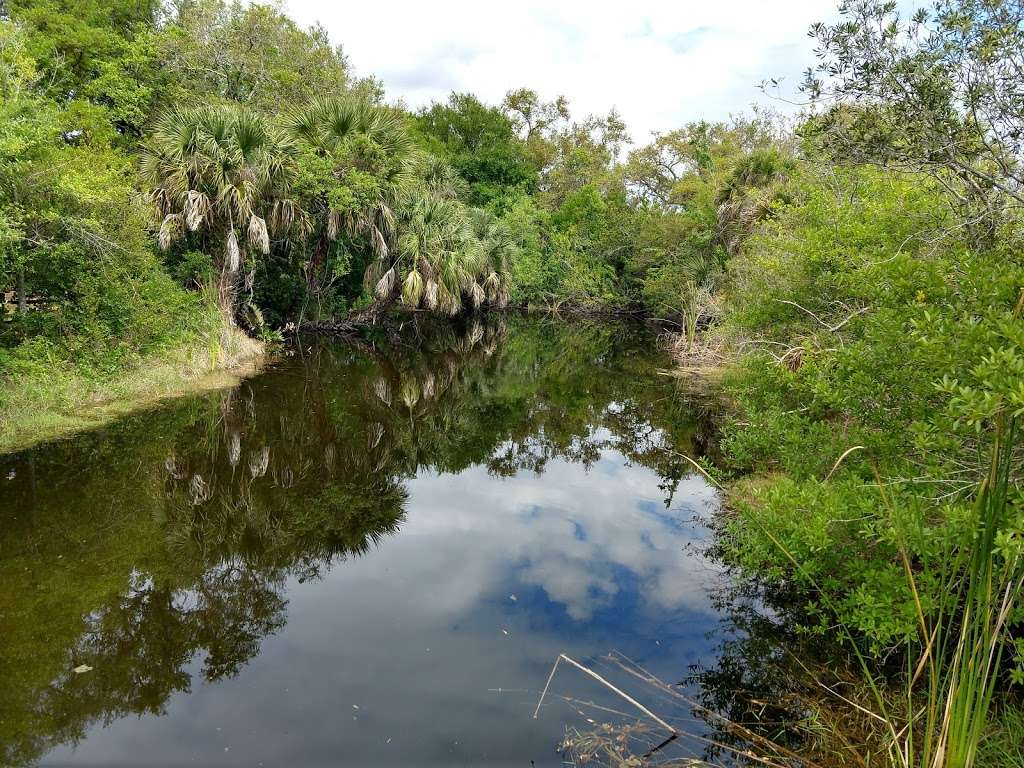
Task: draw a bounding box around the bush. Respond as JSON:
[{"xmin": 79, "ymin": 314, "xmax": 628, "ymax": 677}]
[{"xmin": 715, "ymin": 161, "xmax": 1024, "ymax": 659}]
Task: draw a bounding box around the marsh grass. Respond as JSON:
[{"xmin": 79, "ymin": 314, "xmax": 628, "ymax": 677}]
[
  {"xmin": 0, "ymin": 324, "xmax": 265, "ymax": 454},
  {"xmin": 977, "ymin": 704, "xmax": 1024, "ymax": 768}
]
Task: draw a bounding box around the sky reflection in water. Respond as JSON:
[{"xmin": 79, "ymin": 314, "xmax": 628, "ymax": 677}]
[{"xmin": 1, "ymin": 318, "xmax": 724, "ymax": 767}]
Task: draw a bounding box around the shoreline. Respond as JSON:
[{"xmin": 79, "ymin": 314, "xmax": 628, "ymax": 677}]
[
  {"xmin": 2, "ymin": 309, "xmax": 680, "ymax": 455},
  {"xmin": 1, "ymin": 306, "xmax": 705, "ymax": 456},
  {"xmin": 0, "ymin": 334, "xmax": 268, "ymax": 455}
]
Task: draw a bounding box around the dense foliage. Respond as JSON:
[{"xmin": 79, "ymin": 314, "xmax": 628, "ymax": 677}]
[
  {"xmin": 703, "ymin": 2, "xmax": 1024, "ymax": 763},
  {"xmin": 0, "ymin": 0, "xmax": 786, "ymax": 372}
]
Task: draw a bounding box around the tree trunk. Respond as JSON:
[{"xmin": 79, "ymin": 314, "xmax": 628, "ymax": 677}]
[
  {"xmin": 304, "ymin": 228, "xmax": 331, "ymax": 320},
  {"xmin": 217, "ymin": 269, "xmax": 238, "ymax": 326},
  {"xmin": 16, "ymin": 267, "xmax": 27, "ymax": 314}
]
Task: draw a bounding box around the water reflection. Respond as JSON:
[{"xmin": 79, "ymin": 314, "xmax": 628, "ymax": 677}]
[{"xmin": 1, "ymin": 317, "xmax": 721, "ymax": 766}]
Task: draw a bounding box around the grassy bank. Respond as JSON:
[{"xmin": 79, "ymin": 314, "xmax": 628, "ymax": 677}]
[{"xmin": 0, "ymin": 323, "xmax": 266, "ymax": 454}]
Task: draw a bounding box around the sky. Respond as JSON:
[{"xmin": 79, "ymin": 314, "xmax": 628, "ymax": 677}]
[{"xmin": 283, "ymin": 0, "xmax": 842, "ymax": 144}]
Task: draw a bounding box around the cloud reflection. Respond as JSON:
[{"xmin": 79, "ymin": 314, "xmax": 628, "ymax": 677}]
[{"xmin": 402, "ymin": 450, "xmax": 720, "ymax": 623}]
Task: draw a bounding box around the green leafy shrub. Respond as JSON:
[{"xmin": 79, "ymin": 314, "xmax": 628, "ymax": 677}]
[{"xmin": 716, "ymin": 162, "xmax": 1024, "ymax": 668}]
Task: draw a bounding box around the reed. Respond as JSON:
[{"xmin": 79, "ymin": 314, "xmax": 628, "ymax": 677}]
[{"xmin": 755, "ymin": 416, "xmax": 1022, "ymax": 768}]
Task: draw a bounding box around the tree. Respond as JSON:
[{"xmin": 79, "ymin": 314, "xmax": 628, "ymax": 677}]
[
  {"xmin": 286, "ymin": 96, "xmax": 416, "ymax": 316},
  {"xmin": 141, "ymin": 104, "xmax": 302, "ymax": 320},
  {"xmin": 538, "ymin": 108, "xmax": 629, "ymax": 206},
  {"xmin": 801, "ymin": 0, "xmax": 1024, "ymax": 231},
  {"xmin": 0, "ymin": 20, "xmax": 33, "ymax": 312},
  {"xmin": 415, "ymin": 93, "xmax": 537, "ymax": 207},
  {"xmin": 623, "ymin": 123, "xmax": 726, "ymax": 207},
  {"xmin": 1, "ymin": 19, "xmax": 190, "ymax": 359},
  {"xmin": 361, "ymin": 187, "xmax": 514, "ymax": 317},
  {"xmin": 502, "ymin": 87, "xmax": 569, "ymax": 141},
  {"xmin": 621, "ymin": 118, "xmax": 786, "ymax": 208},
  {"xmin": 467, "ymin": 208, "xmax": 515, "ymax": 307},
  {"xmin": 388, "ymin": 193, "xmax": 473, "ymax": 315},
  {"xmin": 501, "ymin": 87, "xmax": 570, "ymax": 172},
  {"xmin": 156, "ymin": 0, "xmax": 381, "ymax": 113},
  {"xmin": 9, "ymin": 0, "xmax": 161, "ymax": 134},
  {"xmin": 615, "ymin": 117, "xmax": 795, "ymax": 318},
  {"xmin": 283, "ymin": 113, "xmax": 513, "ymax": 321}
]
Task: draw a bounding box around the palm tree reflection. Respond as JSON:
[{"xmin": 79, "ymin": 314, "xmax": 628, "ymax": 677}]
[{"xmin": 0, "ymin": 316, "xmax": 716, "ymax": 766}]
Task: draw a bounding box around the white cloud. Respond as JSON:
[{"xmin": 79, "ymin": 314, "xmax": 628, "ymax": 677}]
[{"xmin": 283, "ymin": 0, "xmax": 840, "ymax": 143}]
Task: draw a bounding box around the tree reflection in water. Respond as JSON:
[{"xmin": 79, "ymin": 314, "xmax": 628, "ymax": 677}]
[{"xmin": 0, "ymin": 316, "xmax": 716, "ymax": 767}]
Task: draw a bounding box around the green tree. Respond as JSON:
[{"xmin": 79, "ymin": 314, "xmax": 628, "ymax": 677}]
[
  {"xmin": 0, "ymin": 20, "xmax": 195, "ymax": 370},
  {"xmin": 467, "ymin": 208, "xmax": 515, "ymax": 308},
  {"xmin": 538, "ymin": 108, "xmax": 629, "ymax": 206},
  {"xmin": 387, "ymin": 192, "xmax": 477, "ymax": 315},
  {"xmin": 501, "ymin": 87, "xmax": 570, "ymax": 171},
  {"xmin": 155, "ymin": 0, "xmax": 380, "ymax": 113},
  {"xmin": 141, "ymin": 104, "xmax": 302, "ymax": 321},
  {"xmin": 286, "ymin": 96, "xmax": 415, "ymax": 317},
  {"xmin": 9, "ymin": 0, "xmax": 160, "ymax": 134},
  {"xmin": 802, "ymin": 0, "xmax": 1024, "ymax": 233},
  {"xmin": 619, "ymin": 117, "xmax": 792, "ymax": 318},
  {"xmin": 415, "ymin": 93, "xmax": 537, "ymax": 207}
]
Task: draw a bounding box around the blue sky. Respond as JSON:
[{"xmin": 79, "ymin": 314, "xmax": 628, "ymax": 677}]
[{"xmin": 284, "ymin": 0, "xmax": 845, "ymax": 143}]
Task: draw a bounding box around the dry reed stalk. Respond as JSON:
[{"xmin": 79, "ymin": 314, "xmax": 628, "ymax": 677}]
[{"xmin": 534, "ymin": 654, "xmax": 677, "ymax": 734}]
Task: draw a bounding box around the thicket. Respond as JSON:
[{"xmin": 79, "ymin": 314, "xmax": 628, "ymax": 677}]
[{"xmin": 701, "ymin": 1, "xmax": 1024, "ymax": 763}]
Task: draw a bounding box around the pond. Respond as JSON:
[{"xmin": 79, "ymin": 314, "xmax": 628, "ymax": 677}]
[{"xmin": 0, "ymin": 317, "xmax": 752, "ymax": 767}]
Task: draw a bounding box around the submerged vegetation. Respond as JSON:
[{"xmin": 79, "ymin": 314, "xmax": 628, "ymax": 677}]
[{"xmin": 1, "ymin": 0, "xmax": 1023, "ymax": 765}]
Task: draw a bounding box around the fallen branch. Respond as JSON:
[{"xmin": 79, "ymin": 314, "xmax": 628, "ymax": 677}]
[{"xmin": 773, "ymin": 299, "xmax": 869, "ymax": 335}]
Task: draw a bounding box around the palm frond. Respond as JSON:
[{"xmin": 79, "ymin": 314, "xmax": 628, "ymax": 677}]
[
  {"xmin": 159, "ymin": 213, "xmax": 183, "ymax": 251},
  {"xmin": 248, "ymin": 215, "xmax": 270, "ymax": 254}
]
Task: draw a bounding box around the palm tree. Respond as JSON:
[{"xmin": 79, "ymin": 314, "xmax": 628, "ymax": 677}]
[
  {"xmin": 285, "ymin": 97, "xmax": 511, "ymax": 319},
  {"xmin": 415, "ymin": 154, "xmax": 469, "ymax": 200},
  {"xmin": 468, "ymin": 209, "xmax": 515, "ymax": 308},
  {"xmin": 373, "ymin": 194, "xmax": 517, "ymax": 317},
  {"xmin": 285, "ymin": 97, "xmax": 416, "ymax": 309},
  {"xmin": 140, "ymin": 105, "xmax": 302, "ymax": 320},
  {"xmin": 389, "ymin": 192, "xmax": 474, "ymax": 315}
]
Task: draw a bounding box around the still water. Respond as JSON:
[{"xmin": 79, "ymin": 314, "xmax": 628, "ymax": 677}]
[{"xmin": 1, "ymin": 318, "xmax": 736, "ymax": 767}]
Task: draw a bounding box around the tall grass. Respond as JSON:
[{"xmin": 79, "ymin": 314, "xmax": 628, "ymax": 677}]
[
  {"xmin": 676, "ymin": 280, "xmax": 716, "ymax": 354},
  {"xmin": 755, "ymin": 417, "xmax": 1021, "ymax": 768},
  {"xmin": 913, "ymin": 416, "xmax": 1022, "ymax": 768}
]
